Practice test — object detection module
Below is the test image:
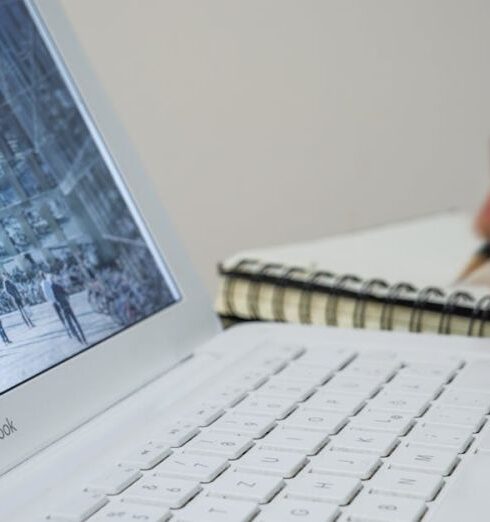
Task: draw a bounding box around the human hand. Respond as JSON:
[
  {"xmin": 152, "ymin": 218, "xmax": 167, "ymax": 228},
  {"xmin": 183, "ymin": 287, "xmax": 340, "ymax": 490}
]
[{"xmin": 459, "ymin": 194, "xmax": 490, "ymax": 285}]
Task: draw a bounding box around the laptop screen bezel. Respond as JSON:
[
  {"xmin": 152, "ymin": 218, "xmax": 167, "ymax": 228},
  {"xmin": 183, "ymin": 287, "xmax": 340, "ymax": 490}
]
[{"xmin": 0, "ymin": 0, "xmax": 220, "ymax": 476}]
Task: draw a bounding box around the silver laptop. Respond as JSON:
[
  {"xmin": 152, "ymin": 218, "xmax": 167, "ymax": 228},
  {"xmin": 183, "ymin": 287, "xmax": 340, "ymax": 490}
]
[{"xmin": 1, "ymin": 1, "xmax": 490, "ymax": 521}]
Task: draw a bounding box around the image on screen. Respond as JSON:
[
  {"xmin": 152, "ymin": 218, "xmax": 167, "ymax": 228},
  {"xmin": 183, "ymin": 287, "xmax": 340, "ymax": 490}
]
[{"xmin": 0, "ymin": 1, "xmax": 180, "ymax": 395}]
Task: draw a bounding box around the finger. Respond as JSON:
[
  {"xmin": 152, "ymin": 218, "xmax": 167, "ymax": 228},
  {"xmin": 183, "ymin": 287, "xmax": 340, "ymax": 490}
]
[{"xmin": 475, "ymin": 194, "xmax": 490, "ymax": 238}]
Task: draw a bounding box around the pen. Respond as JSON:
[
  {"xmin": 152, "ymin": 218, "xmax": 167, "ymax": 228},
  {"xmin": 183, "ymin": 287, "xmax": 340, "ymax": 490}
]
[{"xmin": 457, "ymin": 242, "xmax": 490, "ymax": 281}]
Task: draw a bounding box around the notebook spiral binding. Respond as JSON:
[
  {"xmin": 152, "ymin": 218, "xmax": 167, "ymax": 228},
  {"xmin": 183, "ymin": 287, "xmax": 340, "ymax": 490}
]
[{"xmin": 218, "ymin": 259, "xmax": 490, "ymax": 337}]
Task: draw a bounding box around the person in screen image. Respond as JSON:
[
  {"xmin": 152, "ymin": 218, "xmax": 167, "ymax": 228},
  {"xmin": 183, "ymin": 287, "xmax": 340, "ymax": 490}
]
[
  {"xmin": 39, "ymin": 271, "xmax": 72, "ymax": 339},
  {"xmin": 2, "ymin": 274, "xmax": 34, "ymax": 328},
  {"xmin": 0, "ymin": 319, "xmax": 12, "ymax": 345},
  {"xmin": 40, "ymin": 271, "xmax": 87, "ymax": 344}
]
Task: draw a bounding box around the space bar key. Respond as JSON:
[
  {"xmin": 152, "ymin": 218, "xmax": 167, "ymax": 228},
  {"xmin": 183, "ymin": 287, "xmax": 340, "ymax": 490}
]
[{"xmin": 429, "ymin": 451, "xmax": 490, "ymax": 521}]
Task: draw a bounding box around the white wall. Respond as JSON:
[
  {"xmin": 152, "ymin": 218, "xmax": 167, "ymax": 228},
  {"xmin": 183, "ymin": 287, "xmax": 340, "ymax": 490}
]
[{"xmin": 59, "ymin": 0, "xmax": 490, "ymax": 291}]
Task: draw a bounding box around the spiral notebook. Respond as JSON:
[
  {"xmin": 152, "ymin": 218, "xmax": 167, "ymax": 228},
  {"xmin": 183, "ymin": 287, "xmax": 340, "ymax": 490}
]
[{"xmin": 216, "ymin": 211, "xmax": 490, "ymax": 337}]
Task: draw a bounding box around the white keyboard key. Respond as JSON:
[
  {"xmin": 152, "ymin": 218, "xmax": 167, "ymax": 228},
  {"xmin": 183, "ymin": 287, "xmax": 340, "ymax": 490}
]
[
  {"xmin": 91, "ymin": 500, "xmax": 170, "ymax": 522},
  {"xmin": 438, "ymin": 388, "xmax": 490, "ymax": 414},
  {"xmin": 236, "ymin": 394, "xmax": 297, "ymax": 419},
  {"xmin": 259, "ymin": 378, "xmax": 316, "ymax": 401},
  {"xmin": 395, "ymin": 372, "xmax": 446, "ymax": 391},
  {"xmin": 207, "ymin": 469, "xmax": 285, "ymax": 503},
  {"xmin": 368, "ymin": 390, "xmax": 429, "ymax": 416},
  {"xmin": 304, "ymin": 391, "xmax": 365, "ymax": 415},
  {"xmin": 258, "ymin": 497, "xmax": 339, "ymax": 522},
  {"xmin": 212, "ymin": 411, "xmax": 276, "ymax": 438},
  {"xmin": 350, "ymin": 350, "xmax": 399, "ymax": 361},
  {"xmin": 347, "ymin": 490, "xmax": 426, "ymax": 522},
  {"xmin": 236, "ymin": 447, "xmax": 307, "ymax": 478},
  {"xmin": 385, "ymin": 374, "xmax": 443, "ymax": 398},
  {"xmin": 423, "ymin": 404, "xmax": 485, "ymax": 432},
  {"xmin": 278, "ymin": 363, "xmax": 334, "ymax": 386},
  {"xmin": 425, "ymin": 450, "xmax": 490, "ymax": 522},
  {"xmin": 451, "ymin": 360, "xmax": 490, "ymax": 391},
  {"xmin": 330, "ymin": 426, "xmax": 398, "ymax": 456},
  {"xmin": 256, "ymin": 354, "xmax": 289, "ymax": 375},
  {"xmin": 406, "ymin": 422, "xmax": 473, "ymax": 453},
  {"xmin": 286, "ymin": 472, "xmax": 361, "ymax": 505},
  {"xmin": 210, "ymin": 385, "xmax": 248, "ymax": 408},
  {"xmin": 120, "ymin": 441, "xmax": 172, "ymax": 470},
  {"xmin": 186, "ymin": 430, "xmax": 253, "ymax": 459},
  {"xmin": 123, "ymin": 475, "xmax": 201, "ymax": 508},
  {"xmin": 299, "ymin": 347, "xmax": 356, "ymax": 370},
  {"xmin": 268, "ymin": 343, "xmax": 306, "ymax": 360},
  {"xmin": 349, "ymin": 408, "xmax": 414, "ymax": 435},
  {"xmin": 321, "ymin": 375, "xmax": 380, "ymax": 397},
  {"xmin": 259, "ymin": 426, "xmax": 329, "ymax": 455},
  {"xmin": 475, "ymin": 423, "xmax": 490, "ymax": 451},
  {"xmin": 283, "ymin": 408, "xmax": 347, "ymax": 434},
  {"xmin": 389, "ymin": 443, "xmax": 459, "ymax": 475},
  {"xmin": 154, "ymin": 452, "xmax": 229, "ymax": 482},
  {"xmin": 87, "ymin": 465, "xmax": 142, "ymax": 495},
  {"xmin": 186, "ymin": 402, "xmax": 225, "ymax": 427},
  {"xmin": 153, "ymin": 422, "xmax": 199, "ymax": 447},
  {"xmin": 174, "ymin": 495, "xmax": 258, "ymax": 522},
  {"xmin": 401, "ymin": 360, "xmax": 461, "ymax": 382},
  {"xmin": 369, "ymin": 466, "xmax": 443, "ymax": 500},
  {"xmin": 47, "ymin": 491, "xmax": 108, "ymax": 521},
  {"xmin": 234, "ymin": 369, "xmax": 269, "ymax": 390},
  {"xmin": 255, "ymin": 351, "xmax": 289, "ymax": 373},
  {"xmin": 309, "ymin": 449, "xmax": 381, "ymax": 479},
  {"xmin": 342, "ymin": 359, "xmax": 399, "ymax": 382}
]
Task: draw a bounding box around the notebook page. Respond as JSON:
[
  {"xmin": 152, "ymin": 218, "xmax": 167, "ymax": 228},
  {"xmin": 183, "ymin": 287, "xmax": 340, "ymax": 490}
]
[{"xmin": 224, "ymin": 211, "xmax": 487, "ymax": 294}]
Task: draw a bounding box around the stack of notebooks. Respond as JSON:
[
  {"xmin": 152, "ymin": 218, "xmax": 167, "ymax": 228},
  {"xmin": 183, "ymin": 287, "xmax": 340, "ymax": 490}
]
[{"xmin": 216, "ymin": 212, "xmax": 490, "ymax": 337}]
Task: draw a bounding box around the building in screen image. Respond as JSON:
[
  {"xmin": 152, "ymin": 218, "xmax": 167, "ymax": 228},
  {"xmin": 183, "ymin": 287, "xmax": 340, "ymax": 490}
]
[{"xmin": 0, "ymin": 0, "xmax": 179, "ymax": 394}]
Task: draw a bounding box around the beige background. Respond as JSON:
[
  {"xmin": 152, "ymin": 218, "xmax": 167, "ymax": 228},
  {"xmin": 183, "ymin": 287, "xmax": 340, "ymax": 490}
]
[{"xmin": 58, "ymin": 0, "xmax": 490, "ymax": 292}]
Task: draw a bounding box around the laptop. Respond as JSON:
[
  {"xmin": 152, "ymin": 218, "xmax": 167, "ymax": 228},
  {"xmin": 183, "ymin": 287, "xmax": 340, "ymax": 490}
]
[{"xmin": 1, "ymin": 1, "xmax": 490, "ymax": 521}]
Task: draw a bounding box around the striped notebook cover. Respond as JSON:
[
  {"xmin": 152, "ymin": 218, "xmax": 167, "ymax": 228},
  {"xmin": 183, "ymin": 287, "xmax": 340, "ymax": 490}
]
[{"xmin": 215, "ymin": 212, "xmax": 490, "ymax": 337}]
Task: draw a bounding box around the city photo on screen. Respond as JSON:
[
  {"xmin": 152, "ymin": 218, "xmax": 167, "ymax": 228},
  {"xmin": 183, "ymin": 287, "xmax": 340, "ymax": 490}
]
[{"xmin": 0, "ymin": 0, "xmax": 180, "ymax": 394}]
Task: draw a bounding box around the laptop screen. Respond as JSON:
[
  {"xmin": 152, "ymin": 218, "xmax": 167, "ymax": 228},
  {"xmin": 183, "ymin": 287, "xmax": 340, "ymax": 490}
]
[{"xmin": 0, "ymin": 0, "xmax": 180, "ymax": 395}]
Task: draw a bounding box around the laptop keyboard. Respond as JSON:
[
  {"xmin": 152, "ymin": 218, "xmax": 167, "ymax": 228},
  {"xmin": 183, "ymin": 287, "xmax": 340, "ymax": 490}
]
[{"xmin": 45, "ymin": 342, "xmax": 486, "ymax": 522}]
